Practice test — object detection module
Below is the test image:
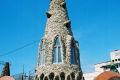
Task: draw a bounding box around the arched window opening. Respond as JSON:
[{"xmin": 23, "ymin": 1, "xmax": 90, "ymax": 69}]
[
  {"xmin": 49, "ymin": 72, "xmax": 54, "ymax": 80},
  {"xmin": 39, "ymin": 42, "xmax": 45, "ymax": 65},
  {"xmin": 70, "ymin": 42, "xmax": 77, "ymax": 64},
  {"xmin": 55, "ymin": 76, "xmax": 59, "ymax": 80},
  {"xmin": 71, "ymin": 72, "xmax": 75, "ymax": 80},
  {"xmin": 44, "ymin": 76, "xmax": 48, "ymax": 80},
  {"xmin": 40, "ymin": 74, "xmax": 44, "ymax": 80},
  {"xmin": 35, "ymin": 76, "xmax": 39, "ymax": 80},
  {"xmin": 78, "ymin": 72, "xmax": 82, "ymax": 79},
  {"xmin": 67, "ymin": 75, "xmax": 70, "ymax": 80},
  {"xmin": 77, "ymin": 76, "xmax": 80, "ymax": 80},
  {"xmin": 60, "ymin": 72, "xmax": 65, "ymax": 80},
  {"xmin": 53, "ymin": 37, "xmax": 62, "ymax": 64}
]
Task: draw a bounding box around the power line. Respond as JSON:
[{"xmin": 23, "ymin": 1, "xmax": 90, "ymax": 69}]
[{"xmin": 0, "ymin": 40, "xmax": 39, "ymax": 57}]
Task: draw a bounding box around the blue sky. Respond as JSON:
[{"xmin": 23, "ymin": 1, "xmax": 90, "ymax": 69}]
[{"xmin": 0, "ymin": 0, "xmax": 120, "ymax": 75}]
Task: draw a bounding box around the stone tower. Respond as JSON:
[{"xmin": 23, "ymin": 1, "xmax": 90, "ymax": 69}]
[
  {"xmin": 1, "ymin": 62, "xmax": 10, "ymax": 77},
  {"xmin": 35, "ymin": 0, "xmax": 83, "ymax": 80}
]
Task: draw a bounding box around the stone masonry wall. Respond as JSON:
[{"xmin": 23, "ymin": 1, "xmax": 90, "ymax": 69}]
[{"xmin": 35, "ymin": 0, "xmax": 83, "ymax": 80}]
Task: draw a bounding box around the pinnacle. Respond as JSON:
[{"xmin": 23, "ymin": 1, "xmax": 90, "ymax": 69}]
[
  {"xmin": 50, "ymin": 0, "xmax": 65, "ymax": 2},
  {"xmin": 49, "ymin": 0, "xmax": 66, "ymax": 8},
  {"xmin": 44, "ymin": 0, "xmax": 72, "ymax": 37}
]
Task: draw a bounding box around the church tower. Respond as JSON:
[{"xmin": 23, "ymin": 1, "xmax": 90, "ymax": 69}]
[{"xmin": 35, "ymin": 0, "xmax": 83, "ymax": 80}]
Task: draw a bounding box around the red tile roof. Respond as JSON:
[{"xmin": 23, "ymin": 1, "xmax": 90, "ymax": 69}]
[
  {"xmin": 0, "ymin": 76, "xmax": 14, "ymax": 80},
  {"xmin": 95, "ymin": 71, "xmax": 120, "ymax": 80}
]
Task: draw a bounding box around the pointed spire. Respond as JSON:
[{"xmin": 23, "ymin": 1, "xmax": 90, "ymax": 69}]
[
  {"xmin": 44, "ymin": 0, "xmax": 72, "ymax": 37},
  {"xmin": 1, "ymin": 62, "xmax": 10, "ymax": 77}
]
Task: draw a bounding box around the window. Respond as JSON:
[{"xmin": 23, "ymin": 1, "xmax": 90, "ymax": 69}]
[
  {"xmin": 67, "ymin": 75, "xmax": 70, "ymax": 80},
  {"xmin": 44, "ymin": 77, "xmax": 48, "ymax": 80},
  {"xmin": 115, "ymin": 59, "xmax": 117, "ymax": 61},
  {"xmin": 118, "ymin": 58, "xmax": 120, "ymax": 61},
  {"xmin": 40, "ymin": 74, "xmax": 44, "ymax": 80},
  {"xmin": 112, "ymin": 60, "xmax": 114, "ymax": 62},
  {"xmin": 77, "ymin": 76, "xmax": 80, "ymax": 80},
  {"xmin": 116, "ymin": 64, "xmax": 119, "ymax": 68},
  {"xmin": 39, "ymin": 42, "xmax": 45, "ymax": 65},
  {"xmin": 55, "ymin": 76, "xmax": 59, "ymax": 80},
  {"xmin": 70, "ymin": 42, "xmax": 77, "ymax": 64},
  {"xmin": 71, "ymin": 72, "xmax": 75, "ymax": 80},
  {"xmin": 60, "ymin": 72, "xmax": 65, "ymax": 80},
  {"xmin": 49, "ymin": 73, "xmax": 54, "ymax": 80},
  {"xmin": 53, "ymin": 37, "xmax": 62, "ymax": 64}
]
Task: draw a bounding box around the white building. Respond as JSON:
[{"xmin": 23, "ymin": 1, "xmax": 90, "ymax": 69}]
[{"xmin": 83, "ymin": 49, "xmax": 120, "ymax": 80}]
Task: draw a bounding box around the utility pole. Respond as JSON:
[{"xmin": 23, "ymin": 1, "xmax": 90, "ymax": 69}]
[
  {"xmin": 22, "ymin": 64, "xmax": 24, "ymax": 80},
  {"xmin": 29, "ymin": 71, "xmax": 30, "ymax": 80}
]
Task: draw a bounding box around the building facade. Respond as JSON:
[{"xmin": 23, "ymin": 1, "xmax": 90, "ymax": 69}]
[
  {"xmin": 84, "ymin": 49, "xmax": 120, "ymax": 80},
  {"xmin": 35, "ymin": 0, "xmax": 83, "ymax": 80}
]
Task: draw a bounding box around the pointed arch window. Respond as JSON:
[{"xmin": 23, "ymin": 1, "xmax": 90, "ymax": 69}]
[
  {"xmin": 39, "ymin": 42, "xmax": 45, "ymax": 65},
  {"xmin": 53, "ymin": 37, "xmax": 63, "ymax": 64},
  {"xmin": 70, "ymin": 42, "xmax": 77, "ymax": 64},
  {"xmin": 60, "ymin": 72, "xmax": 65, "ymax": 80},
  {"xmin": 40, "ymin": 74, "xmax": 44, "ymax": 80}
]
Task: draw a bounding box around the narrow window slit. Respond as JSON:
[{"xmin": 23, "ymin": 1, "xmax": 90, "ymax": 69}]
[
  {"xmin": 46, "ymin": 12, "xmax": 52, "ymax": 18},
  {"xmin": 64, "ymin": 20, "xmax": 71, "ymax": 28}
]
